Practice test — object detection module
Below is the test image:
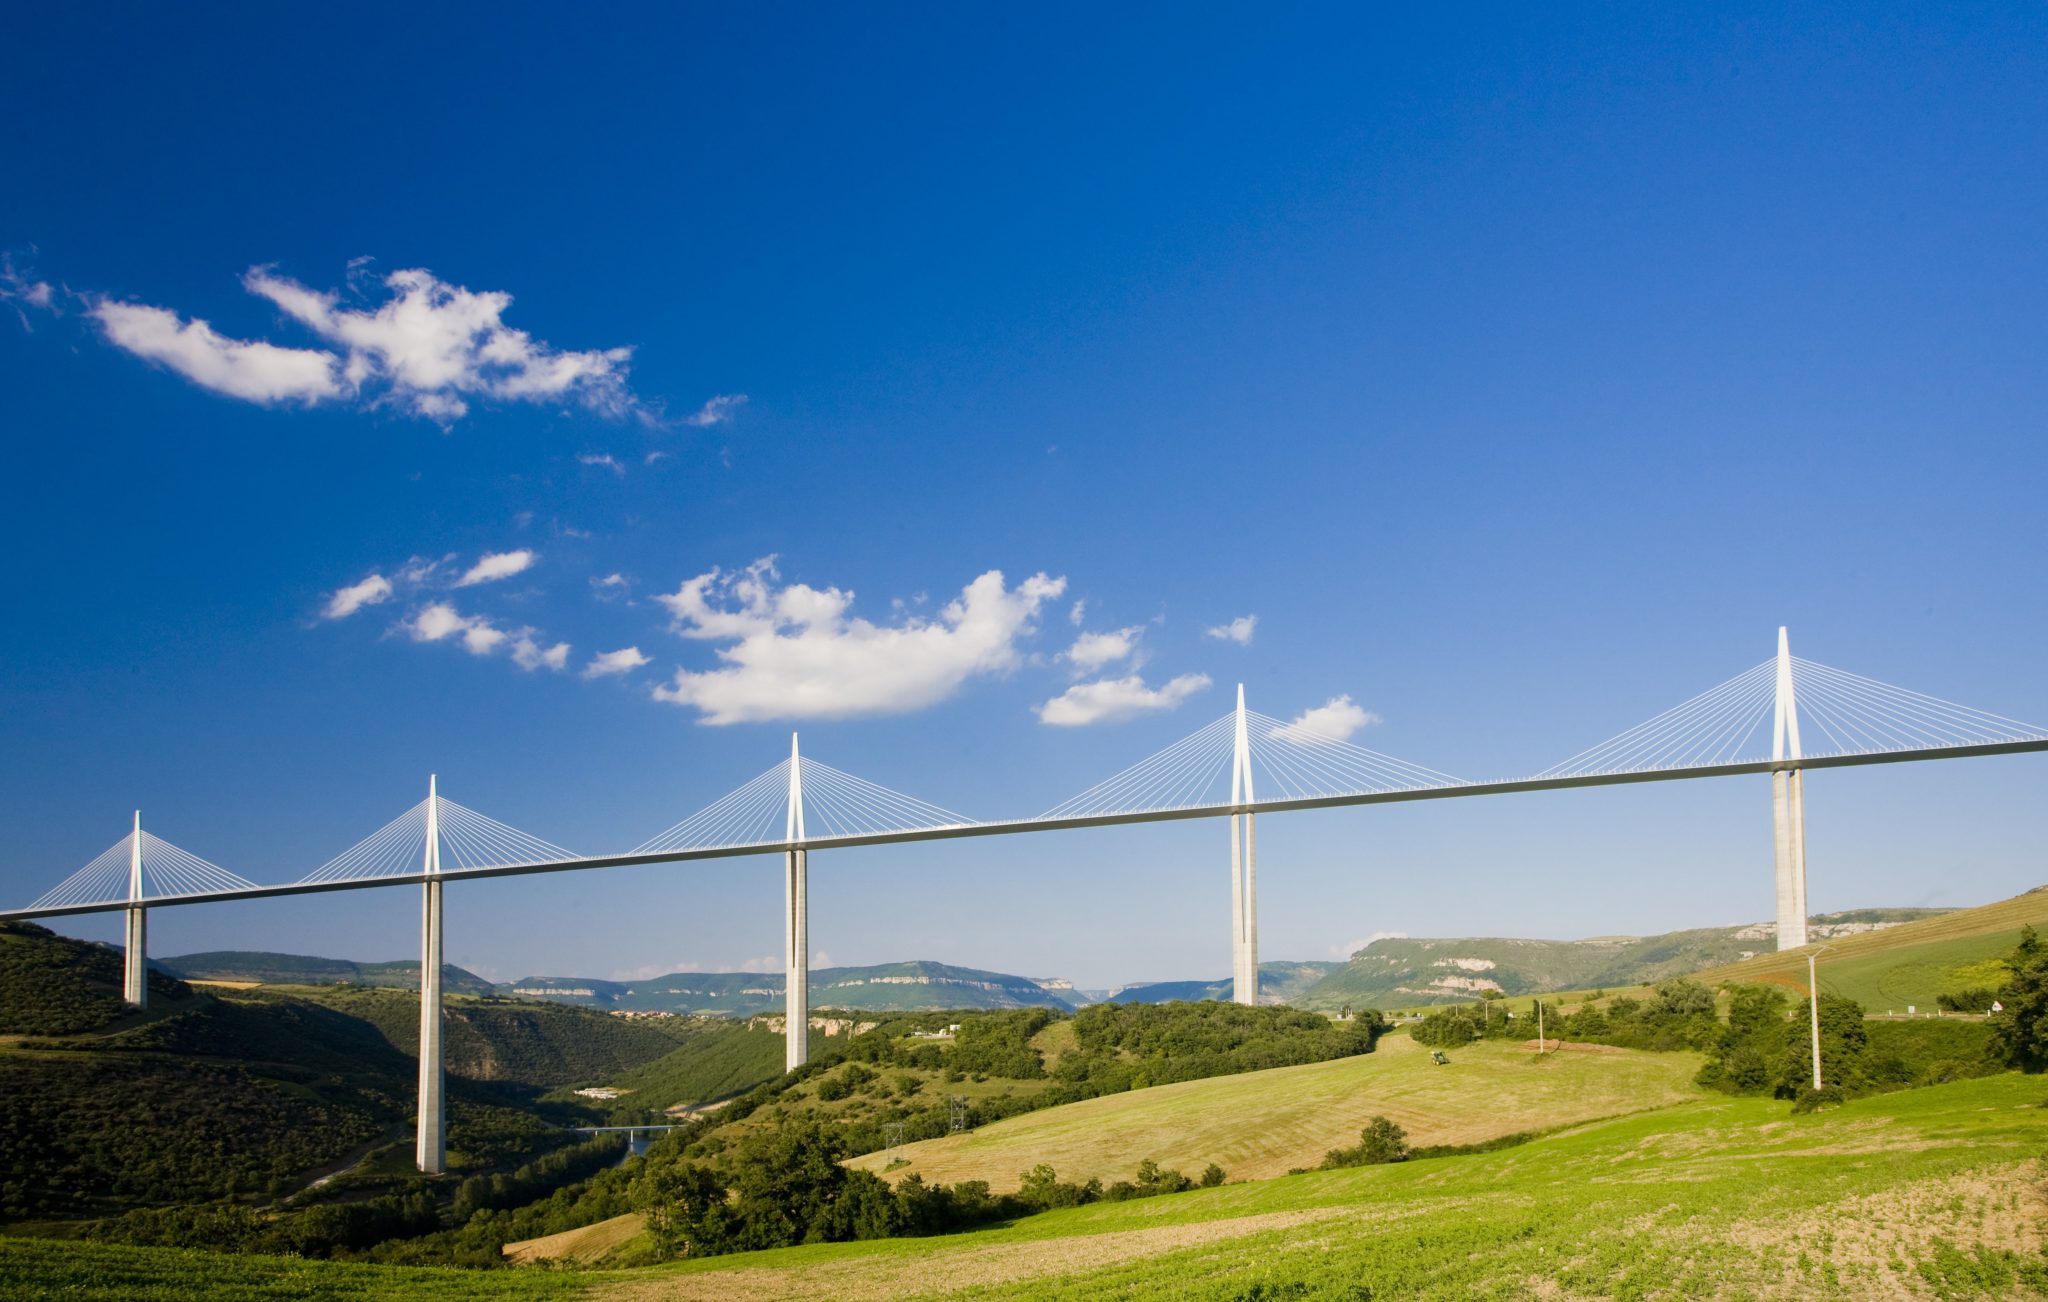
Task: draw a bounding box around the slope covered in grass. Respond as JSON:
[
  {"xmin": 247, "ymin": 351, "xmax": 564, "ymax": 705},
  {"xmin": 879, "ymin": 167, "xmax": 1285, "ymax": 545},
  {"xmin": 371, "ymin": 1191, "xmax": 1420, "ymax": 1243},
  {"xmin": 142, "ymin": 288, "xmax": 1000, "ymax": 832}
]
[
  {"xmin": 847, "ymin": 1032, "xmax": 1704, "ymax": 1189},
  {"xmin": 1697, "ymin": 885, "xmax": 2048, "ymax": 1008}
]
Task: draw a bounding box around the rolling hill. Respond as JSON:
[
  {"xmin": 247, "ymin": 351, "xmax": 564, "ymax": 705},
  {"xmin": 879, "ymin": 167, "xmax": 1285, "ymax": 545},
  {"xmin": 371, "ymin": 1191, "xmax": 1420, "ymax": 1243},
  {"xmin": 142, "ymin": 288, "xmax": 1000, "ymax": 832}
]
[{"xmin": 1294, "ymin": 907, "xmax": 1952, "ymax": 1008}]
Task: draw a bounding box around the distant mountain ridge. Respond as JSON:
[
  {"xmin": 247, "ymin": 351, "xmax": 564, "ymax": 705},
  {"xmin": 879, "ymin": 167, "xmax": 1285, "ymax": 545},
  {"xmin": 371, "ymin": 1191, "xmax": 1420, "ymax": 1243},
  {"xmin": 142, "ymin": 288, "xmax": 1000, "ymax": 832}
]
[
  {"xmin": 1292, "ymin": 908, "xmax": 1954, "ymax": 1009},
  {"xmin": 158, "ymin": 950, "xmax": 496, "ymax": 995},
  {"xmin": 506, "ymin": 960, "xmax": 1084, "ymax": 1016},
  {"xmin": 1105, "ymin": 961, "xmax": 1345, "ymax": 1005}
]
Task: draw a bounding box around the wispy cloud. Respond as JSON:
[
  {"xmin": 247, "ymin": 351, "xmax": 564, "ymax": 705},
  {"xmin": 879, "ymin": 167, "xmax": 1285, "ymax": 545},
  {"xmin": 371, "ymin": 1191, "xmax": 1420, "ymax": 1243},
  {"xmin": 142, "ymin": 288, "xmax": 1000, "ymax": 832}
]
[
  {"xmin": 577, "ymin": 452, "xmax": 626, "ymax": 475},
  {"xmin": 322, "ymin": 573, "xmax": 394, "ymax": 620},
  {"xmin": 683, "ymin": 393, "xmax": 747, "ymax": 427},
  {"xmin": 511, "ymin": 634, "xmax": 571, "ymax": 672},
  {"xmin": 1063, "ymin": 626, "xmax": 1142, "ymax": 673},
  {"xmin": 583, "ymin": 646, "xmax": 651, "ymax": 679},
  {"xmin": 1206, "ymin": 614, "xmax": 1257, "ymax": 646},
  {"xmin": 1036, "ymin": 672, "xmax": 1211, "ymax": 726},
  {"xmin": 455, "ymin": 549, "xmax": 537, "ymax": 587},
  {"xmin": 651, "ymin": 558, "xmax": 1066, "ymax": 724}
]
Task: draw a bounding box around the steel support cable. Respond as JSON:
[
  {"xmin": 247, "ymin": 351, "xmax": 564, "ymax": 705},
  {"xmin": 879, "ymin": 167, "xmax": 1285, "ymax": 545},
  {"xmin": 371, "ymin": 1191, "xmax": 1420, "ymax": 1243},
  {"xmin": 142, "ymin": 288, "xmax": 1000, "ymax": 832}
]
[
  {"xmin": 1558, "ymin": 660, "xmax": 1776, "ymax": 773},
  {"xmin": 1793, "ymin": 659, "xmax": 2046, "ymax": 750},
  {"xmin": 1038, "ymin": 713, "xmax": 1239, "ymax": 819},
  {"xmin": 29, "ymin": 836, "xmax": 134, "ymax": 909},
  {"xmin": 631, "ymin": 762, "xmax": 792, "ymax": 854},
  {"xmin": 1796, "ymin": 657, "xmax": 2043, "ymax": 740},
  {"xmin": 1535, "ymin": 660, "xmax": 1776, "ymax": 777},
  {"xmin": 1246, "ymin": 712, "xmax": 1467, "ymax": 794},
  {"xmin": 1593, "ymin": 662, "xmax": 1776, "ymax": 772},
  {"xmin": 1794, "ymin": 667, "xmax": 1965, "ymax": 752},
  {"xmin": 1792, "ymin": 675, "xmax": 1907, "ymax": 755},
  {"xmin": 300, "ymin": 801, "xmax": 430, "ymax": 884}
]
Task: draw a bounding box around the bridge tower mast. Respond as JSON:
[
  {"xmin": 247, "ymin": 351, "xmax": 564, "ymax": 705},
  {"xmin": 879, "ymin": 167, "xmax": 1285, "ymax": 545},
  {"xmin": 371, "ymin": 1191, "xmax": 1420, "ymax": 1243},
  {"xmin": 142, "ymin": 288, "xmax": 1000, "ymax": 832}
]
[
  {"xmin": 785, "ymin": 734, "xmax": 809, "ymax": 1070},
  {"xmin": 417, "ymin": 775, "xmax": 445, "ymax": 1174},
  {"xmin": 1772, "ymin": 628, "xmax": 1809, "ymax": 950},
  {"xmin": 122, "ymin": 811, "xmax": 146, "ymax": 1007},
  {"xmin": 1231, "ymin": 685, "xmax": 1259, "ymax": 1005}
]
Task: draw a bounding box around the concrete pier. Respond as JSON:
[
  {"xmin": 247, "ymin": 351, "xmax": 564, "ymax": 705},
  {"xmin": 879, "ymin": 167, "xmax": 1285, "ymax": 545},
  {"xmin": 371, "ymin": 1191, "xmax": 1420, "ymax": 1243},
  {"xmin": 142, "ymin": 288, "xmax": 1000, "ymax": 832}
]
[
  {"xmin": 122, "ymin": 812, "xmax": 146, "ymax": 1008},
  {"xmin": 416, "ymin": 778, "xmax": 445, "ymax": 1174},
  {"xmin": 785, "ymin": 736, "xmax": 809, "ymax": 1071},
  {"xmin": 1772, "ymin": 628, "xmax": 1810, "ymax": 950},
  {"xmin": 1230, "ymin": 687, "xmax": 1260, "ymax": 1005}
]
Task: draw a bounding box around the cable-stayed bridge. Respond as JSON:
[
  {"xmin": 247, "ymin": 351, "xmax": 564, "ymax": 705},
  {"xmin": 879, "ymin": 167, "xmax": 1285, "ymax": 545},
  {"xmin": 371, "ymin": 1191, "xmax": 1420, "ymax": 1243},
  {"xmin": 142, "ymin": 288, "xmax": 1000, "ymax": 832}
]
[{"xmin": 4, "ymin": 628, "xmax": 2044, "ymax": 1174}]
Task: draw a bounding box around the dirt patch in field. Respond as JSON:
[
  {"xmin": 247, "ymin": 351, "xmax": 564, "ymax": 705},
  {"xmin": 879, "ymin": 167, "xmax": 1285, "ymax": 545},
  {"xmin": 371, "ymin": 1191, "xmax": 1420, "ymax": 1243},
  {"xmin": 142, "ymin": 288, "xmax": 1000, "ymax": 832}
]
[
  {"xmin": 1519, "ymin": 1040, "xmax": 1626, "ymax": 1054},
  {"xmin": 594, "ymin": 1207, "xmax": 1353, "ymax": 1302},
  {"xmin": 1716, "ymin": 1161, "xmax": 2048, "ymax": 1299}
]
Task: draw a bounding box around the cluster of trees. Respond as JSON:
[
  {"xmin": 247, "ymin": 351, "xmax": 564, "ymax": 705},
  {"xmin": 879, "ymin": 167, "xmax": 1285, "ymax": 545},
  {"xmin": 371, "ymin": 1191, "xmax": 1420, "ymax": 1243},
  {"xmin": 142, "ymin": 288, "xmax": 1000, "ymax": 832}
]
[
  {"xmin": 631, "ymin": 1117, "xmax": 1223, "ymax": 1259},
  {"xmin": 1412, "ymin": 979, "xmax": 1720, "ymax": 1053}
]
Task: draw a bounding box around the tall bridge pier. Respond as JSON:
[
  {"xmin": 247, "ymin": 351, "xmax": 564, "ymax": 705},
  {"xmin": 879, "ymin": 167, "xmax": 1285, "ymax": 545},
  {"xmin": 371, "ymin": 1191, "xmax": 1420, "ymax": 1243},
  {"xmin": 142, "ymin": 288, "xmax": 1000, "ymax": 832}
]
[
  {"xmin": 1230, "ymin": 686, "xmax": 1259, "ymax": 1005},
  {"xmin": 122, "ymin": 812, "xmax": 146, "ymax": 1008},
  {"xmin": 416, "ymin": 775, "xmax": 445, "ymax": 1175},
  {"xmin": 1772, "ymin": 628, "xmax": 1810, "ymax": 950},
  {"xmin": 784, "ymin": 734, "xmax": 809, "ymax": 1071}
]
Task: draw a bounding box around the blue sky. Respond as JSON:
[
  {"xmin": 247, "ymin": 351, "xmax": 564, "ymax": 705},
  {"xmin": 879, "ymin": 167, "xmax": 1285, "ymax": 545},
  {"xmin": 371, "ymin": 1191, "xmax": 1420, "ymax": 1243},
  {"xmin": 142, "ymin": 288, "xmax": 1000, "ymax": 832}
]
[{"xmin": 3, "ymin": 5, "xmax": 2045, "ymax": 987}]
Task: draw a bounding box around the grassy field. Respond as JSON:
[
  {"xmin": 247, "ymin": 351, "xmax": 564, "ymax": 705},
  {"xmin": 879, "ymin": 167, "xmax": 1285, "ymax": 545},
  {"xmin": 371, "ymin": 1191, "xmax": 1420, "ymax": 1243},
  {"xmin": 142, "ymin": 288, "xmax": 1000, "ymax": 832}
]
[
  {"xmin": 13, "ymin": 1072, "xmax": 2044, "ymax": 1300},
  {"xmin": 1696, "ymin": 887, "xmax": 2048, "ymax": 1008},
  {"xmin": 846, "ymin": 1032, "xmax": 1706, "ymax": 1188}
]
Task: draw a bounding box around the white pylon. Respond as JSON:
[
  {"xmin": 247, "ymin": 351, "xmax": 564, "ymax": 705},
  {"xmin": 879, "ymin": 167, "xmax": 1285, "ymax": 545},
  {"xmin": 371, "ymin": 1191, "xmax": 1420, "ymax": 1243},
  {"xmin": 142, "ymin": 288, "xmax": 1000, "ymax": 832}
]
[
  {"xmin": 122, "ymin": 811, "xmax": 147, "ymax": 1008},
  {"xmin": 1231, "ymin": 685, "xmax": 1259, "ymax": 1005},
  {"xmin": 417, "ymin": 775, "xmax": 446, "ymax": 1174},
  {"xmin": 784, "ymin": 734, "xmax": 809, "ymax": 1071},
  {"xmin": 1772, "ymin": 628, "xmax": 1809, "ymax": 950}
]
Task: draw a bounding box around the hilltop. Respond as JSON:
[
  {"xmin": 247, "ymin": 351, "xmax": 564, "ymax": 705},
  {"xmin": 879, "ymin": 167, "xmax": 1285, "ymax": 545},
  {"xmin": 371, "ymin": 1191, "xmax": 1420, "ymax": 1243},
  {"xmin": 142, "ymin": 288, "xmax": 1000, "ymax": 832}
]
[{"xmin": 1294, "ymin": 907, "xmax": 1951, "ymax": 1008}]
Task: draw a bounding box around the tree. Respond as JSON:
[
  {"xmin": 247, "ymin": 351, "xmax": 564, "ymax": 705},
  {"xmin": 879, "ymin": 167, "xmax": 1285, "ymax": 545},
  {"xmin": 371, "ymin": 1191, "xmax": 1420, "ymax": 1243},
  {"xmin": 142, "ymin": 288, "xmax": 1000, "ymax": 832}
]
[
  {"xmin": 1781, "ymin": 994, "xmax": 1868, "ymax": 1095},
  {"xmin": 1990, "ymin": 926, "xmax": 2048, "ymax": 1072},
  {"xmin": 633, "ymin": 1161, "xmax": 733, "ymax": 1259}
]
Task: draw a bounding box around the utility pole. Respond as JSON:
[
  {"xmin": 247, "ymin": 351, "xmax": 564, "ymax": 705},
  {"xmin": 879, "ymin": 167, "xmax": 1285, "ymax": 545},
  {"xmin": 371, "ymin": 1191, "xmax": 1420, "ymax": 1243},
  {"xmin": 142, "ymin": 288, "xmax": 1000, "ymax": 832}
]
[
  {"xmin": 417, "ymin": 775, "xmax": 445, "ymax": 1174},
  {"xmin": 785, "ymin": 734, "xmax": 809, "ymax": 1071},
  {"xmin": 122, "ymin": 812, "xmax": 147, "ymax": 1008},
  {"xmin": 1806, "ymin": 945, "xmax": 1831, "ymax": 1091}
]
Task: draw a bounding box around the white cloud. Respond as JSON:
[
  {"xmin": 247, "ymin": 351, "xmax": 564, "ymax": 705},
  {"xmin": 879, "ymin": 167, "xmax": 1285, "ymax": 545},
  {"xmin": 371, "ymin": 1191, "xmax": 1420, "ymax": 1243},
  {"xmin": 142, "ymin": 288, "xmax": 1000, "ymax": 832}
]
[
  {"xmin": 89, "ymin": 300, "xmax": 341, "ymax": 404},
  {"xmin": 584, "ymin": 646, "xmax": 651, "ymax": 679},
  {"xmin": 2, "ymin": 256, "xmax": 56, "ymax": 329},
  {"xmin": 1336, "ymin": 930, "xmax": 1407, "ymax": 959},
  {"xmin": 1068, "ymin": 599, "xmax": 1087, "ymax": 626},
  {"xmin": 401, "ymin": 602, "xmax": 507, "ymax": 656},
  {"xmin": 511, "ymin": 633, "xmax": 570, "ymax": 672},
  {"xmin": 1036, "ymin": 672, "xmax": 1211, "ymax": 726},
  {"xmin": 245, "ymin": 266, "xmax": 638, "ymax": 422},
  {"xmin": 578, "ymin": 452, "xmax": 626, "ymax": 475},
  {"xmin": 1206, "ymin": 614, "xmax": 1258, "ymax": 646},
  {"xmin": 651, "ymin": 559, "xmax": 1066, "ymax": 724},
  {"xmin": 455, "ymin": 549, "xmax": 537, "ymax": 587},
  {"xmin": 683, "ymin": 393, "xmax": 747, "ymax": 426},
  {"xmin": 83, "ymin": 262, "xmax": 647, "ymax": 422},
  {"xmin": 1064, "ymin": 626, "xmax": 1141, "ymax": 672},
  {"xmin": 323, "ymin": 573, "xmax": 393, "ymax": 620},
  {"xmin": 1271, "ymin": 694, "xmax": 1381, "ymax": 745}
]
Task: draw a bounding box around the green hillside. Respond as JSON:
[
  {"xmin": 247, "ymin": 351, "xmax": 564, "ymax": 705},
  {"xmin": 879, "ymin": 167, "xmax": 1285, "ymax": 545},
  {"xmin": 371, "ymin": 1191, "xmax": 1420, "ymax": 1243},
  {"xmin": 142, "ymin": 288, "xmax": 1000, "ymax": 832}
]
[
  {"xmin": 599, "ymin": 1021, "xmax": 784, "ymax": 1119},
  {"xmin": 1296, "ymin": 907, "xmax": 1951, "ymax": 1008},
  {"xmin": 1106, "ymin": 961, "xmax": 1343, "ymax": 1006},
  {"xmin": 501, "ymin": 960, "xmax": 1083, "ymax": 1016},
  {"xmin": 1696, "ymin": 885, "xmax": 2048, "ymax": 1009},
  {"xmin": 0, "ymin": 922, "xmax": 660, "ymax": 1222},
  {"xmin": 159, "ymin": 950, "xmax": 496, "ymax": 996}
]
